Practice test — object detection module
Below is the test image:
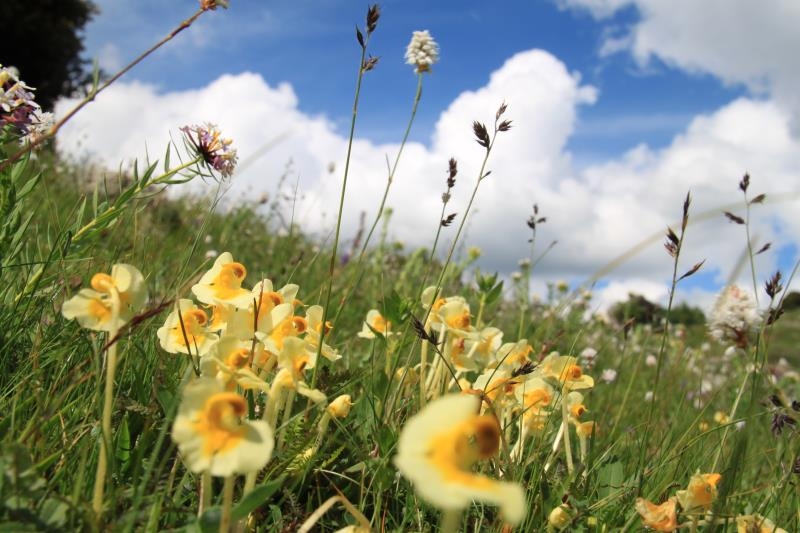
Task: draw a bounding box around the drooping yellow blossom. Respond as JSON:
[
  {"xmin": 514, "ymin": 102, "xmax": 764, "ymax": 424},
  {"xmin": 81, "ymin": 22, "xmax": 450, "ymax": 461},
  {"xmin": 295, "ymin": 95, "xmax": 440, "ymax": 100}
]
[
  {"xmin": 394, "ymin": 393, "xmax": 526, "ymax": 525},
  {"xmin": 304, "ymin": 305, "xmax": 341, "ymax": 362},
  {"xmin": 514, "ymin": 376, "xmax": 555, "ymax": 432},
  {"xmin": 157, "ymin": 299, "xmax": 219, "ymax": 355},
  {"xmin": 172, "ymin": 378, "xmax": 273, "ymax": 476},
  {"xmin": 634, "ymin": 497, "xmax": 678, "ymax": 532},
  {"xmin": 191, "ymin": 252, "xmax": 253, "ymax": 308},
  {"xmin": 535, "ymin": 353, "xmax": 594, "ymax": 390},
  {"xmin": 62, "ymin": 263, "xmax": 147, "ymax": 332},
  {"xmin": 676, "ymin": 472, "xmax": 721, "ymax": 512},
  {"xmin": 736, "ymin": 513, "xmax": 788, "ymax": 533},
  {"xmin": 358, "ymin": 309, "xmax": 394, "ymax": 339},
  {"xmin": 327, "ymin": 394, "xmax": 353, "ymax": 419}
]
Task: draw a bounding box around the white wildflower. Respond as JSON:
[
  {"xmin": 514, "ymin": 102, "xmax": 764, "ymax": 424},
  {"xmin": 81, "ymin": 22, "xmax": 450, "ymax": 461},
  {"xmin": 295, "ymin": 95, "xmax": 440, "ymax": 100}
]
[
  {"xmin": 404, "ymin": 30, "xmax": 439, "ymax": 73},
  {"xmin": 708, "ymin": 284, "xmax": 760, "ymax": 345}
]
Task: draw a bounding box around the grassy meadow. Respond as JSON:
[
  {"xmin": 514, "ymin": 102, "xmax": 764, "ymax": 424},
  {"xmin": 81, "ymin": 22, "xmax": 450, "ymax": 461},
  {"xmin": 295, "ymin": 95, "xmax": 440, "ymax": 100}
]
[{"xmin": 1, "ymin": 3, "xmax": 799, "ymax": 532}]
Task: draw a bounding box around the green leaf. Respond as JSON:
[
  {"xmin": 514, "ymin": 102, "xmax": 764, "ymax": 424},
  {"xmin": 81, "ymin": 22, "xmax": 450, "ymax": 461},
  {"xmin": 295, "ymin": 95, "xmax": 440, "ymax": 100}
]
[
  {"xmin": 40, "ymin": 498, "xmax": 68, "ymax": 527},
  {"xmin": 231, "ymin": 477, "xmax": 284, "ymax": 520},
  {"xmin": 597, "ymin": 461, "xmax": 624, "ymax": 500},
  {"xmin": 198, "ymin": 506, "xmax": 221, "ymax": 533}
]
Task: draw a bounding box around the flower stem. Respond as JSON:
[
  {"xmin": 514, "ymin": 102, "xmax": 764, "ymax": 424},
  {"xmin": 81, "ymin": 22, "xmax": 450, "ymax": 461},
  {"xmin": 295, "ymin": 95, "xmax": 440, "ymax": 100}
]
[
  {"xmin": 440, "ymin": 509, "xmax": 463, "ymax": 533},
  {"xmin": 92, "ymin": 326, "xmax": 119, "ymax": 519},
  {"xmin": 219, "ymin": 475, "xmax": 235, "ymax": 533},
  {"xmin": 311, "ymin": 29, "xmax": 372, "ymax": 391},
  {"xmin": 199, "ymin": 470, "xmax": 212, "ymax": 516}
]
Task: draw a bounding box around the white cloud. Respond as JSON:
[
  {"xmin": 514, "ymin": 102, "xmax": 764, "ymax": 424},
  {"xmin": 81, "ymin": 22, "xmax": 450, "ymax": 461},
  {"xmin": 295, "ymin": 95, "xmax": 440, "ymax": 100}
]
[
  {"xmin": 561, "ymin": 0, "xmax": 800, "ymax": 126},
  {"xmin": 55, "ymin": 48, "xmax": 800, "ymax": 311}
]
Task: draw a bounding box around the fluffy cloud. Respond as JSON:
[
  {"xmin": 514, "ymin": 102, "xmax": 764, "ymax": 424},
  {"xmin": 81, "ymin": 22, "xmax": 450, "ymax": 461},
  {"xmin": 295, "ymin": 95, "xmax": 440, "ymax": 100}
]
[
  {"xmin": 559, "ymin": 0, "xmax": 800, "ymax": 126},
  {"xmin": 55, "ymin": 47, "xmax": 800, "ymax": 311}
]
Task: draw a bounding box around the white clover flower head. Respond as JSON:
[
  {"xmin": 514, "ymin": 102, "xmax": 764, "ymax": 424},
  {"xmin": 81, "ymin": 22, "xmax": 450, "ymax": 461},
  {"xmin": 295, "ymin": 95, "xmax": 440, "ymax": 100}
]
[
  {"xmin": 644, "ymin": 391, "xmax": 654, "ymax": 402},
  {"xmin": 708, "ymin": 284, "xmax": 760, "ymax": 346},
  {"xmin": 645, "ymin": 354, "xmax": 657, "ymax": 367},
  {"xmin": 404, "ymin": 30, "xmax": 439, "ymax": 73},
  {"xmin": 600, "ymin": 368, "xmax": 617, "ymax": 383}
]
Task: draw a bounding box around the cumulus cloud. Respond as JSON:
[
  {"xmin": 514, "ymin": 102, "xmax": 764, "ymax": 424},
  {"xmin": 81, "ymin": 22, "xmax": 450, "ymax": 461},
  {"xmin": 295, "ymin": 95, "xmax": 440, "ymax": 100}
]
[
  {"xmin": 559, "ymin": 0, "xmax": 800, "ymax": 126},
  {"xmin": 55, "ymin": 47, "xmax": 800, "ymax": 311}
]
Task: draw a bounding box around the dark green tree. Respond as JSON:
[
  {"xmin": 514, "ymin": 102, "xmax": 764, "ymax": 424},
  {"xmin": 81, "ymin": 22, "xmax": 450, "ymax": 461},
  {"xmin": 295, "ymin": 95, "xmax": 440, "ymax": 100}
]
[{"xmin": 1, "ymin": 0, "xmax": 97, "ymax": 110}]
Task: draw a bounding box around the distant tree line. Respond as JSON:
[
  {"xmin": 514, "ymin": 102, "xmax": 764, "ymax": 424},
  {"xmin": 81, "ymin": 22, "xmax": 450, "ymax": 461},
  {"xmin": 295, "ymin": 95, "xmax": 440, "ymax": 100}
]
[{"xmin": 609, "ymin": 293, "xmax": 705, "ymax": 326}]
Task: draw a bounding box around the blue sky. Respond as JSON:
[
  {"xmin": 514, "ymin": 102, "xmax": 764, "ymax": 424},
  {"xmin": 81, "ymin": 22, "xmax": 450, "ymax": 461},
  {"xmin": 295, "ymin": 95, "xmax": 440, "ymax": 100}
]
[
  {"xmin": 64, "ymin": 0, "xmax": 800, "ymax": 310},
  {"xmin": 82, "ymin": 1, "xmax": 744, "ymax": 157}
]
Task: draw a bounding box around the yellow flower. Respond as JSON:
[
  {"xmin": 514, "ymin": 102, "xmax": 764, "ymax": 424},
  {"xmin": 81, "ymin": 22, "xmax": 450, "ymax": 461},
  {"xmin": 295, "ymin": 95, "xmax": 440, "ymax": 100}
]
[
  {"xmin": 634, "ymin": 497, "xmax": 678, "ymax": 532},
  {"xmin": 676, "ymin": 472, "xmax": 721, "ymax": 512},
  {"xmin": 157, "ymin": 299, "xmax": 219, "ymax": 355},
  {"xmin": 304, "ymin": 305, "xmax": 341, "ymax": 362},
  {"xmin": 535, "ymin": 353, "xmax": 594, "ymax": 390},
  {"xmin": 327, "ymin": 394, "xmax": 353, "ymax": 419},
  {"xmin": 358, "ymin": 309, "xmax": 393, "ymax": 339},
  {"xmin": 514, "ymin": 376, "xmax": 555, "ymax": 432},
  {"xmin": 191, "ymin": 252, "xmax": 252, "ymax": 308},
  {"xmin": 172, "ymin": 378, "xmax": 273, "ymax": 476},
  {"xmin": 394, "ymin": 393, "xmax": 526, "ymax": 525},
  {"xmin": 494, "ymin": 340, "xmax": 533, "ymax": 371},
  {"xmin": 199, "ymin": 336, "xmax": 268, "ymax": 390},
  {"xmin": 736, "ymin": 513, "xmax": 787, "ymax": 533},
  {"xmin": 62, "ymin": 263, "xmax": 147, "ymax": 332}
]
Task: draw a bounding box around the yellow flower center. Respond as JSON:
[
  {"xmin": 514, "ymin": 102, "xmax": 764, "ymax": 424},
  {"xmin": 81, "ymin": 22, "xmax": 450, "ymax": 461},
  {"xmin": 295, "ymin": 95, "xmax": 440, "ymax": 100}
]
[
  {"xmin": 570, "ymin": 404, "xmax": 587, "ymax": 419},
  {"xmin": 524, "ymin": 388, "xmax": 552, "ymax": 411},
  {"xmin": 225, "ymin": 348, "xmax": 251, "ymax": 369},
  {"xmin": 427, "ymin": 415, "xmax": 500, "ymax": 489},
  {"xmin": 257, "ymin": 291, "xmax": 283, "ymax": 313},
  {"xmin": 370, "ymin": 314, "xmax": 391, "ymax": 333},
  {"xmin": 566, "ymin": 364, "xmax": 583, "ymax": 380},
  {"xmin": 193, "ymin": 392, "xmax": 248, "ymax": 458},
  {"xmin": 90, "ymin": 273, "xmax": 114, "ymax": 292},
  {"xmin": 89, "ymin": 298, "xmax": 112, "ymax": 322},
  {"xmin": 446, "ymin": 310, "xmax": 471, "ymax": 329},
  {"xmin": 209, "ymin": 262, "xmax": 247, "ymax": 300},
  {"xmin": 170, "ymin": 308, "xmax": 210, "ymax": 347}
]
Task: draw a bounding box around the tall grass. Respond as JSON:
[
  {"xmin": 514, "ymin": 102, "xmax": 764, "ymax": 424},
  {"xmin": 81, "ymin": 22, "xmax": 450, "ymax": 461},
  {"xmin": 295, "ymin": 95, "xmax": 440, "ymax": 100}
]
[{"xmin": 1, "ymin": 3, "xmax": 798, "ymax": 533}]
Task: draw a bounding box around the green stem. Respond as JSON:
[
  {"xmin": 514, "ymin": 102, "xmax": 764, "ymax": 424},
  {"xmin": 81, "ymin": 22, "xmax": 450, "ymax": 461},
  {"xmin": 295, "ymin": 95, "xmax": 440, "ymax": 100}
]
[
  {"xmin": 311, "ymin": 34, "xmax": 372, "ymax": 390},
  {"xmin": 329, "ymin": 73, "xmax": 424, "ymax": 332},
  {"xmin": 219, "ymin": 475, "xmax": 235, "ymax": 533},
  {"xmin": 440, "ymin": 509, "xmax": 463, "ymax": 533},
  {"xmin": 92, "ymin": 331, "xmax": 118, "ymax": 518},
  {"xmin": 200, "ymin": 470, "xmax": 212, "ymax": 516}
]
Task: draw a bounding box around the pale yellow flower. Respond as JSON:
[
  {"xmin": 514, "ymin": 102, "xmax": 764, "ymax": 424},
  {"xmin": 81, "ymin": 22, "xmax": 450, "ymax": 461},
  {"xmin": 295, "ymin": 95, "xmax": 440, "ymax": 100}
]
[
  {"xmin": 676, "ymin": 472, "xmax": 721, "ymax": 512},
  {"xmin": 514, "ymin": 376, "xmax": 555, "ymax": 432},
  {"xmin": 535, "ymin": 353, "xmax": 594, "ymax": 390},
  {"xmin": 172, "ymin": 378, "xmax": 273, "ymax": 476},
  {"xmin": 304, "ymin": 305, "xmax": 341, "ymax": 362},
  {"xmin": 327, "ymin": 394, "xmax": 353, "ymax": 419},
  {"xmin": 157, "ymin": 299, "xmax": 219, "ymax": 355},
  {"xmin": 736, "ymin": 513, "xmax": 787, "ymax": 533},
  {"xmin": 191, "ymin": 252, "xmax": 252, "ymax": 308},
  {"xmin": 358, "ymin": 309, "xmax": 393, "ymax": 339},
  {"xmin": 394, "ymin": 393, "xmax": 526, "ymax": 525},
  {"xmin": 199, "ymin": 336, "xmax": 268, "ymax": 390},
  {"xmin": 62, "ymin": 264, "xmax": 147, "ymax": 332},
  {"xmin": 634, "ymin": 497, "xmax": 678, "ymax": 532},
  {"xmin": 548, "ymin": 504, "xmax": 573, "ymax": 530}
]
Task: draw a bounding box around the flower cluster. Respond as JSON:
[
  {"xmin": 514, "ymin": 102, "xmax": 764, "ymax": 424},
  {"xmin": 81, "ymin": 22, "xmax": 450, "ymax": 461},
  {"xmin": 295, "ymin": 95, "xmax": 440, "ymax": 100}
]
[
  {"xmin": 708, "ymin": 284, "xmax": 760, "ymax": 347},
  {"xmin": 0, "ymin": 65, "xmax": 54, "ymax": 144},
  {"xmin": 390, "ymin": 286, "xmax": 598, "ymax": 524},
  {"xmin": 636, "ymin": 471, "xmax": 721, "ymax": 531},
  {"xmin": 163, "ymin": 252, "xmax": 345, "ymax": 476},
  {"xmin": 181, "ymin": 123, "xmax": 238, "ymax": 178},
  {"xmin": 404, "ymin": 30, "xmax": 439, "ymax": 73}
]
